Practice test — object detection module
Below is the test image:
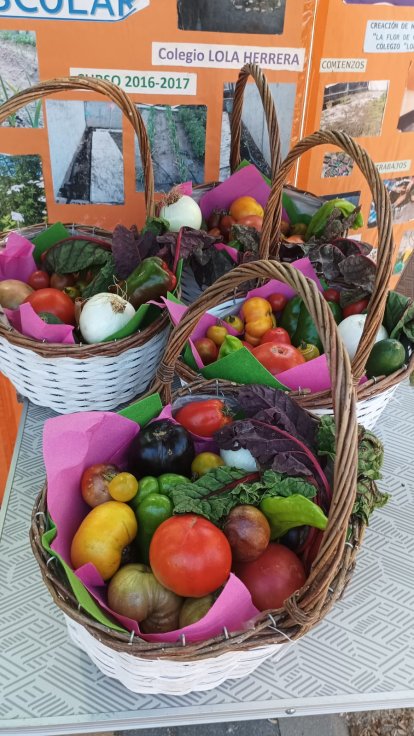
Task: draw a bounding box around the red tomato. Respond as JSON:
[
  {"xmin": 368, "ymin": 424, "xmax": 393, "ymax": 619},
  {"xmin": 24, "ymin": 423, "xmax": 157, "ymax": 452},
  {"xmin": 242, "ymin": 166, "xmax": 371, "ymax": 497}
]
[
  {"xmin": 267, "ymin": 293, "xmax": 288, "ymax": 312},
  {"xmin": 233, "ymin": 543, "xmax": 306, "ymax": 611},
  {"xmin": 81, "ymin": 463, "xmax": 119, "ymax": 508},
  {"xmin": 50, "ymin": 272, "xmax": 76, "ymax": 290},
  {"xmin": 241, "ymin": 341, "xmax": 254, "ymax": 352},
  {"xmin": 323, "ymin": 288, "xmax": 340, "ymax": 304},
  {"xmin": 150, "ymin": 514, "xmax": 232, "ymax": 597},
  {"xmin": 260, "ymin": 327, "xmax": 291, "ymax": 346},
  {"xmin": 342, "ymin": 298, "xmax": 369, "ymax": 318},
  {"xmin": 219, "ymin": 215, "xmax": 237, "ymax": 241},
  {"xmin": 174, "ymin": 399, "xmax": 232, "ymax": 437},
  {"xmin": 194, "ymin": 338, "xmax": 218, "ymax": 365},
  {"xmin": 24, "ymin": 288, "xmax": 76, "ymax": 325},
  {"xmin": 27, "ymin": 270, "xmax": 50, "ymax": 290},
  {"xmin": 236, "ymin": 215, "xmax": 263, "ymax": 232},
  {"xmin": 252, "ymin": 342, "xmax": 305, "ymax": 375}
]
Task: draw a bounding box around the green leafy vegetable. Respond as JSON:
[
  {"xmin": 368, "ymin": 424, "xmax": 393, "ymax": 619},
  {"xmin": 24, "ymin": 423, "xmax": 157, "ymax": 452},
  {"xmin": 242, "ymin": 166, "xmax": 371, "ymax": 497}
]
[
  {"xmin": 390, "ymin": 302, "xmax": 414, "ymax": 344},
  {"xmin": 169, "ymin": 466, "xmax": 316, "ymax": 526},
  {"xmin": 81, "ymin": 257, "xmax": 116, "ymax": 298},
  {"xmin": 383, "ymin": 290, "xmax": 411, "ymax": 336},
  {"xmin": 44, "ymin": 239, "xmax": 112, "ymax": 275},
  {"xmin": 316, "ymin": 415, "xmax": 387, "ymax": 524},
  {"xmin": 142, "ymin": 216, "xmax": 169, "ymax": 236}
]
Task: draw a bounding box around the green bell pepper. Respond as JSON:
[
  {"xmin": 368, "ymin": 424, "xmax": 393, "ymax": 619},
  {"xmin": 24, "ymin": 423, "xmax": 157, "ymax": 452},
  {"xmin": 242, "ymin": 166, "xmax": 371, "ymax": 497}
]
[
  {"xmin": 124, "ymin": 256, "xmax": 177, "ymax": 310},
  {"xmin": 279, "ymin": 295, "xmax": 302, "ymax": 336},
  {"xmin": 218, "ymin": 335, "xmax": 244, "ymax": 359},
  {"xmin": 129, "ymin": 473, "xmax": 188, "ymax": 513},
  {"xmin": 260, "ymin": 494, "xmax": 328, "ymax": 540},
  {"xmin": 135, "ymin": 493, "xmax": 173, "ymax": 565},
  {"xmin": 292, "ymin": 300, "xmax": 342, "ymax": 352}
]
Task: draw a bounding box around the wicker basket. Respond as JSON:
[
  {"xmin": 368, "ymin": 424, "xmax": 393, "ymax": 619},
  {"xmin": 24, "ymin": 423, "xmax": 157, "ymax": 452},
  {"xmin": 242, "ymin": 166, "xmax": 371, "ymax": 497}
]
[
  {"xmin": 0, "ymin": 77, "xmax": 173, "ymax": 414},
  {"xmin": 180, "ymin": 62, "xmax": 282, "ymax": 304},
  {"xmin": 30, "ymin": 259, "xmax": 361, "ymax": 695},
  {"xmin": 176, "ymin": 129, "xmax": 414, "ymax": 429}
]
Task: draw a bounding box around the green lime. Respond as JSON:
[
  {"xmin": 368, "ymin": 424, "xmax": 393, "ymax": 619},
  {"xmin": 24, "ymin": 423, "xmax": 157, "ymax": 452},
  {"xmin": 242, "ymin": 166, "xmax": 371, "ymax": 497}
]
[{"xmin": 366, "ymin": 338, "xmax": 406, "ymax": 378}]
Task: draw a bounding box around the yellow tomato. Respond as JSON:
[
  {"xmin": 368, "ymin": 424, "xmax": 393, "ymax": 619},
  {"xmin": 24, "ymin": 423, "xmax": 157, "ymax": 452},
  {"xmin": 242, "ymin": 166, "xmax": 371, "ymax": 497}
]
[
  {"xmin": 206, "ymin": 325, "xmax": 228, "ymax": 346},
  {"xmin": 223, "ymin": 314, "xmax": 244, "ymax": 333},
  {"xmin": 191, "ymin": 452, "xmax": 225, "ymax": 478},
  {"xmin": 241, "ymin": 297, "xmax": 272, "ymax": 322},
  {"xmin": 108, "ymin": 472, "xmax": 139, "ymax": 502},
  {"xmin": 71, "ymin": 501, "xmax": 137, "ymax": 580},
  {"xmin": 244, "ymin": 315, "xmax": 273, "ymax": 340},
  {"xmin": 229, "ymin": 196, "xmax": 264, "ymax": 220}
]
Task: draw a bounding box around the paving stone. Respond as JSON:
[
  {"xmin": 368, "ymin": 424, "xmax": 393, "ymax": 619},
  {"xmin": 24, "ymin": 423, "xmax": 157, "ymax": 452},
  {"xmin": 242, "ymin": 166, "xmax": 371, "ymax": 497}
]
[
  {"xmin": 279, "ymin": 714, "xmax": 349, "ymax": 736},
  {"xmin": 116, "ymin": 719, "xmax": 281, "ymax": 736}
]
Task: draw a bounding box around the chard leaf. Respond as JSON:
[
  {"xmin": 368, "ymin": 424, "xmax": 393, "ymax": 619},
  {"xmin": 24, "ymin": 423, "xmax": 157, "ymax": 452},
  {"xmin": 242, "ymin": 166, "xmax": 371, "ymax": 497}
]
[
  {"xmin": 390, "ymin": 301, "xmax": 414, "ymax": 342},
  {"xmin": 44, "ymin": 240, "xmax": 112, "ymax": 275},
  {"xmin": 384, "ymin": 290, "xmax": 411, "ymax": 336},
  {"xmin": 142, "ymin": 216, "xmax": 169, "ymax": 236},
  {"xmin": 81, "ymin": 257, "xmax": 116, "ymax": 298}
]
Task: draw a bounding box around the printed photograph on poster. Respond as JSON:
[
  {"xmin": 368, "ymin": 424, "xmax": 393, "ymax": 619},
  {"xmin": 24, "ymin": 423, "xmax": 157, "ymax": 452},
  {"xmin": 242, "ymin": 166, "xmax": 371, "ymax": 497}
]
[
  {"xmin": 398, "ymin": 63, "xmax": 414, "ymax": 133},
  {"xmin": 177, "ymin": 0, "xmax": 286, "ymax": 35},
  {"xmin": 0, "ymin": 31, "xmax": 43, "ymax": 128},
  {"xmin": 322, "ymin": 191, "xmax": 361, "ymax": 208},
  {"xmin": 322, "ymin": 152, "xmax": 354, "ymax": 178},
  {"xmin": 0, "ymin": 154, "xmax": 46, "ymax": 231},
  {"xmin": 46, "ymin": 101, "xmax": 124, "ymax": 205},
  {"xmin": 219, "ymin": 81, "xmax": 296, "ymax": 180},
  {"xmin": 135, "ymin": 104, "xmax": 206, "ymax": 191},
  {"xmin": 344, "ymin": 1, "xmax": 414, "ymax": 5},
  {"xmin": 368, "ymin": 176, "xmax": 414, "ymax": 227},
  {"xmin": 394, "ymin": 230, "xmax": 414, "ymax": 275},
  {"xmin": 320, "ymin": 81, "xmax": 388, "ymax": 138}
]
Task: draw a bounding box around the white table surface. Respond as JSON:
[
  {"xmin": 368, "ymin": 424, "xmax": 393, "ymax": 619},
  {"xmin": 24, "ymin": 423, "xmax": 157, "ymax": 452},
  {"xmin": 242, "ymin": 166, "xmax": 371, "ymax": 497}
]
[{"xmin": 1, "ymin": 383, "xmax": 414, "ymax": 736}]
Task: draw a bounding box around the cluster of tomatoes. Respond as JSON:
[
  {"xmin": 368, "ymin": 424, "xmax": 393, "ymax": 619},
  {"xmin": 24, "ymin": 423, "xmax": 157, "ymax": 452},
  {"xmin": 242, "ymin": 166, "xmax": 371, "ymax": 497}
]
[
  {"xmin": 205, "ymin": 195, "xmax": 264, "ymax": 242},
  {"xmin": 194, "ymin": 293, "xmax": 308, "ymax": 376}
]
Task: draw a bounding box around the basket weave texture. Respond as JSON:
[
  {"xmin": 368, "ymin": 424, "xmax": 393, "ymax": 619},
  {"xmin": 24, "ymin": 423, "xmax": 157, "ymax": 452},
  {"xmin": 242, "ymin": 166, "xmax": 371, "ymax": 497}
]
[
  {"xmin": 176, "ymin": 124, "xmax": 414, "ymax": 428},
  {"xmin": 30, "ymin": 260, "xmax": 361, "ymax": 693},
  {"xmin": 0, "ymin": 79, "xmax": 172, "ymax": 413}
]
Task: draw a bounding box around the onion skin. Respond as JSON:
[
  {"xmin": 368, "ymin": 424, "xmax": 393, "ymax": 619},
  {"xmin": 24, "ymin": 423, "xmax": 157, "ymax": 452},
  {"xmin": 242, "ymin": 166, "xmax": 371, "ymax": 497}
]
[
  {"xmin": 160, "ymin": 194, "xmax": 202, "ymax": 232},
  {"xmin": 79, "ymin": 292, "xmax": 135, "ymax": 343},
  {"xmin": 0, "ymin": 279, "xmax": 33, "ymax": 309}
]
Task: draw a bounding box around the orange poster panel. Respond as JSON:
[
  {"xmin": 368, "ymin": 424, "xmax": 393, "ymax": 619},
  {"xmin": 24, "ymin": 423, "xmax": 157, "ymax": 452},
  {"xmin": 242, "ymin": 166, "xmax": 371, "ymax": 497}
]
[
  {"xmin": 0, "ymin": 0, "xmax": 316, "ymax": 232},
  {"xmin": 296, "ymin": 0, "xmax": 414, "ymax": 288}
]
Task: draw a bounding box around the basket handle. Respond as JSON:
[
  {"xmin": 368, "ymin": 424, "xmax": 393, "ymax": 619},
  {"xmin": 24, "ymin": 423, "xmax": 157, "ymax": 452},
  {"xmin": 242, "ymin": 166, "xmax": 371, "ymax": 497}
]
[
  {"xmin": 0, "ymin": 77, "xmax": 155, "ymax": 218},
  {"xmin": 260, "ymin": 130, "xmax": 394, "ymax": 381},
  {"xmin": 154, "ymin": 259, "xmax": 358, "ymax": 602},
  {"xmin": 229, "ymin": 63, "xmax": 282, "ymax": 258}
]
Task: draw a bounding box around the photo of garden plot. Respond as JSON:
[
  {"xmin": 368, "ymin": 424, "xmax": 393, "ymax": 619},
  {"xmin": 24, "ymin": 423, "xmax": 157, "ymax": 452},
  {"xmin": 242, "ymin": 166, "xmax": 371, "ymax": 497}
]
[
  {"xmin": 322, "ymin": 151, "xmax": 354, "ymax": 178},
  {"xmin": 46, "ymin": 100, "xmax": 124, "ymax": 204},
  {"xmin": 368, "ymin": 176, "xmax": 414, "ymax": 227},
  {"xmin": 219, "ymin": 81, "xmax": 296, "ymax": 180},
  {"xmin": 320, "ymin": 81, "xmax": 388, "ymax": 138},
  {"xmin": 135, "ymin": 104, "xmax": 206, "ymax": 192},
  {"xmin": 0, "ymin": 154, "xmax": 46, "ymax": 231},
  {"xmin": 0, "ymin": 31, "xmax": 43, "ymax": 128},
  {"xmin": 394, "ymin": 230, "xmax": 414, "ymax": 276},
  {"xmin": 177, "ymin": 0, "xmax": 286, "ymax": 34}
]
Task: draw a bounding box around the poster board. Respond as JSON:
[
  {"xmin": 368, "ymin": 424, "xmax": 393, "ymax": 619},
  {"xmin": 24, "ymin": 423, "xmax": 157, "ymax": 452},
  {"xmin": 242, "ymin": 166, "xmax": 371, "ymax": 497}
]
[
  {"xmin": 296, "ymin": 0, "xmax": 414, "ymax": 289},
  {"xmin": 0, "ymin": 0, "xmax": 316, "ymax": 232}
]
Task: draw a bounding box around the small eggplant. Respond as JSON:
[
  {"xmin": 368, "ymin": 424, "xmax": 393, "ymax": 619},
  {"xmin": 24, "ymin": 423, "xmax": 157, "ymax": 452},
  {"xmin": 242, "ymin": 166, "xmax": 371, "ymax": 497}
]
[{"xmin": 128, "ymin": 419, "xmax": 195, "ymax": 479}]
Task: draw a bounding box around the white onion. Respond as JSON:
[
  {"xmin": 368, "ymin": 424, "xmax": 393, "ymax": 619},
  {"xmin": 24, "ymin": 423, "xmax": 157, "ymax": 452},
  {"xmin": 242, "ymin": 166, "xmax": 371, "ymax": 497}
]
[
  {"xmin": 79, "ymin": 293, "xmax": 135, "ymax": 344},
  {"xmin": 160, "ymin": 193, "xmax": 202, "ymax": 232},
  {"xmin": 337, "ymin": 314, "xmax": 388, "ymax": 360},
  {"xmin": 220, "ymin": 447, "xmax": 258, "ymax": 472}
]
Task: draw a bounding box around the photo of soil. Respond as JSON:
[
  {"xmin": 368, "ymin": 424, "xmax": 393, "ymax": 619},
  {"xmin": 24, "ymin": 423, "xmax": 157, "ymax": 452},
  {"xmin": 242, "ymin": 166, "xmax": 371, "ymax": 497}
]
[
  {"xmin": 393, "ymin": 230, "xmax": 414, "ymax": 276},
  {"xmin": 0, "ymin": 154, "xmax": 46, "ymax": 231},
  {"xmin": 46, "ymin": 101, "xmax": 124, "ymax": 205},
  {"xmin": 219, "ymin": 81, "xmax": 296, "ymax": 180},
  {"xmin": 135, "ymin": 104, "xmax": 206, "ymax": 192},
  {"xmin": 322, "ymin": 151, "xmax": 354, "ymax": 178},
  {"xmin": 368, "ymin": 176, "xmax": 414, "ymax": 227},
  {"xmin": 177, "ymin": 0, "xmax": 286, "ymax": 34},
  {"xmin": 320, "ymin": 81, "xmax": 388, "ymax": 138},
  {"xmin": 0, "ymin": 31, "xmax": 43, "ymax": 128},
  {"xmin": 398, "ymin": 63, "xmax": 414, "ymax": 132}
]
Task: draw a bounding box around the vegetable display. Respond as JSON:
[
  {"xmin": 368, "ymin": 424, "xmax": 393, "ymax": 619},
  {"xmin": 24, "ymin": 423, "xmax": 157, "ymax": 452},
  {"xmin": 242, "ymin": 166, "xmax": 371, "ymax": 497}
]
[{"xmin": 66, "ymin": 384, "xmax": 387, "ymax": 637}]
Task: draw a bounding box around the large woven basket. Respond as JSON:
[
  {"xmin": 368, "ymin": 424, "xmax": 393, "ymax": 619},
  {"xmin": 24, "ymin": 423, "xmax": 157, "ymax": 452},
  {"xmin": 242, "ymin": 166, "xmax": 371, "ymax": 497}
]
[
  {"xmin": 180, "ymin": 62, "xmax": 282, "ymax": 304},
  {"xmin": 30, "ymin": 260, "xmax": 361, "ymax": 695},
  {"xmin": 176, "ymin": 130, "xmax": 414, "ymax": 430},
  {"xmin": 0, "ymin": 78, "xmax": 173, "ymax": 414}
]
